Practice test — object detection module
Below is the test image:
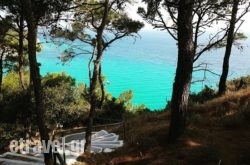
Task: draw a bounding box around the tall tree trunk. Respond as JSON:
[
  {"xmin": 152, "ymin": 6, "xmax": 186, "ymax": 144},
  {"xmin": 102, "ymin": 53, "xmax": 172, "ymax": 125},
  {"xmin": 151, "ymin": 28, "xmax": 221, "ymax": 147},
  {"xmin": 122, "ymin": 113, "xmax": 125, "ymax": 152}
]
[
  {"xmin": 84, "ymin": 0, "xmax": 109, "ymax": 155},
  {"xmin": 23, "ymin": 0, "xmax": 53, "ymax": 164},
  {"xmin": 84, "ymin": 62, "xmax": 99, "ymax": 155},
  {"xmin": 0, "ymin": 50, "xmax": 4, "ymax": 93},
  {"xmin": 84, "ymin": 32, "xmax": 103, "ymax": 156},
  {"xmin": 18, "ymin": 11, "xmax": 26, "ymax": 90},
  {"xmin": 218, "ymin": 0, "xmax": 239, "ymax": 95},
  {"xmin": 168, "ymin": 0, "xmax": 194, "ymax": 143}
]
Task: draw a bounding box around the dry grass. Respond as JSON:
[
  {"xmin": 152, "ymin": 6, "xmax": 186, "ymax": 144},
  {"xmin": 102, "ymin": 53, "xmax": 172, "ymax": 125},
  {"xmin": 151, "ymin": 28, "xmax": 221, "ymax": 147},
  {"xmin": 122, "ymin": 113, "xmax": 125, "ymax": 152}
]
[
  {"xmin": 191, "ymin": 87, "xmax": 250, "ymax": 112},
  {"xmin": 76, "ymin": 88, "xmax": 250, "ymax": 165}
]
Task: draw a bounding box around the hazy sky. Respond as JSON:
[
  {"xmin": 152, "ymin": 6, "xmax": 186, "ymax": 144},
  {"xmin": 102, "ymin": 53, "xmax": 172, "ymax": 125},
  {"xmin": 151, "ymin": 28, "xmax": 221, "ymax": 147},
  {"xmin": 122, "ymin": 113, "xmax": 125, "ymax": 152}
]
[
  {"xmin": 0, "ymin": 2, "xmax": 249, "ymax": 33},
  {"xmin": 241, "ymin": 12, "xmax": 250, "ymax": 33},
  {"xmin": 127, "ymin": 2, "xmax": 250, "ymax": 33}
]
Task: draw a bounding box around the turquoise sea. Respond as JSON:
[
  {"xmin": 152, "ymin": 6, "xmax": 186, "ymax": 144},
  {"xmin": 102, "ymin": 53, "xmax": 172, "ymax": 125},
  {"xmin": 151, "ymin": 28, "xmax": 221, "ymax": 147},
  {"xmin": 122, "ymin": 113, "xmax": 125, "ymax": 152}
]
[{"xmin": 37, "ymin": 30, "xmax": 250, "ymax": 110}]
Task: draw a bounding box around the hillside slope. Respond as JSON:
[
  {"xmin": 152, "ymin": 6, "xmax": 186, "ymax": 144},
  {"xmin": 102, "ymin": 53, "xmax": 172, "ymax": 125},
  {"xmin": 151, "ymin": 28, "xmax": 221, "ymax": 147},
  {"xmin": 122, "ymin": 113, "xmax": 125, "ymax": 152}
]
[{"xmin": 77, "ymin": 87, "xmax": 250, "ymax": 165}]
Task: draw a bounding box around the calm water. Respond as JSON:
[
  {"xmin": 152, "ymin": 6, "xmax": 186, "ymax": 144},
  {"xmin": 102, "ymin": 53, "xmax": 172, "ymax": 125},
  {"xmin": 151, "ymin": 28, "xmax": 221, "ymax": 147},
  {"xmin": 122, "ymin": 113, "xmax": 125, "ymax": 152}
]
[{"xmin": 37, "ymin": 30, "xmax": 250, "ymax": 110}]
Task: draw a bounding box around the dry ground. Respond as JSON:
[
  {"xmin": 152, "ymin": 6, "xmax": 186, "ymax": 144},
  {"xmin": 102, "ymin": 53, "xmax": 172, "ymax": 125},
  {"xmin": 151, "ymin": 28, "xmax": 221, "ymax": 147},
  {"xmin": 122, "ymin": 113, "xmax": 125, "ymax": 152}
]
[{"xmin": 75, "ymin": 87, "xmax": 250, "ymax": 165}]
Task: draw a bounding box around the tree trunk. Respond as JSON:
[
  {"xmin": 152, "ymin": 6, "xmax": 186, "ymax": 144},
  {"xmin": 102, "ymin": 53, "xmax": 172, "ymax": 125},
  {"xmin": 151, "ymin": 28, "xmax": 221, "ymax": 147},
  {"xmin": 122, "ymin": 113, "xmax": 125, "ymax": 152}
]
[
  {"xmin": 218, "ymin": 0, "xmax": 239, "ymax": 95},
  {"xmin": 18, "ymin": 11, "xmax": 26, "ymax": 90},
  {"xmin": 168, "ymin": 0, "xmax": 194, "ymax": 143},
  {"xmin": 27, "ymin": 19, "xmax": 53, "ymax": 165},
  {"xmin": 84, "ymin": 32, "xmax": 103, "ymax": 155},
  {"xmin": 84, "ymin": 59, "xmax": 100, "ymax": 155},
  {"xmin": 23, "ymin": 0, "xmax": 53, "ymax": 164},
  {"xmin": 84, "ymin": 0, "xmax": 109, "ymax": 156},
  {"xmin": 0, "ymin": 50, "xmax": 4, "ymax": 93}
]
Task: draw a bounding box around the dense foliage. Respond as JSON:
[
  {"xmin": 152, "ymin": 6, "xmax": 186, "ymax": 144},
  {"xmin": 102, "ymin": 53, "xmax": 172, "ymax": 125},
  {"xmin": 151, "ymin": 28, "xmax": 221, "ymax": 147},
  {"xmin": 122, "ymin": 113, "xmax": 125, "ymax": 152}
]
[
  {"xmin": 189, "ymin": 85, "xmax": 217, "ymax": 104},
  {"xmin": 0, "ymin": 72, "xmax": 145, "ymax": 133}
]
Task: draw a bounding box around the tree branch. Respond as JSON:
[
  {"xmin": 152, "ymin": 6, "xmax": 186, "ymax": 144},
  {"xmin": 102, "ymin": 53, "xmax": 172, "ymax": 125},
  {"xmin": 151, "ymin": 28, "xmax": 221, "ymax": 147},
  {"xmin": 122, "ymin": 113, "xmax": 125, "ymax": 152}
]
[{"xmin": 194, "ymin": 28, "xmax": 228, "ymax": 62}]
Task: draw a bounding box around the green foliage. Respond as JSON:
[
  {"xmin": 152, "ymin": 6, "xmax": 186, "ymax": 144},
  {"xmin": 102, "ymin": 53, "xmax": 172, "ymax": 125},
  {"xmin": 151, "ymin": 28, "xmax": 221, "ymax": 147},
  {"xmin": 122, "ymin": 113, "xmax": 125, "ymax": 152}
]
[
  {"xmin": 2, "ymin": 72, "xmax": 29, "ymax": 96},
  {"xmin": 50, "ymin": 26, "xmax": 89, "ymax": 42},
  {"xmin": 2, "ymin": 72, "xmax": 20, "ymax": 94},
  {"xmin": 0, "ymin": 92, "xmax": 32, "ymax": 124},
  {"xmin": 189, "ymin": 85, "xmax": 216, "ymax": 103},
  {"xmin": 98, "ymin": 90, "xmax": 135, "ymax": 122},
  {"xmin": 43, "ymin": 84, "xmax": 89, "ymax": 128},
  {"xmin": 42, "ymin": 72, "xmax": 76, "ymax": 87},
  {"xmin": 214, "ymin": 32, "xmax": 248, "ymax": 48},
  {"xmin": 235, "ymin": 32, "xmax": 247, "ymax": 40},
  {"xmin": 4, "ymin": 29, "xmax": 42, "ymax": 53},
  {"xmin": 4, "ymin": 30, "xmax": 28, "ymax": 51},
  {"xmin": 98, "ymin": 90, "xmax": 147, "ymax": 122},
  {"xmin": 0, "ymin": 72, "xmax": 89, "ymax": 128},
  {"xmin": 0, "ymin": 72, "xmax": 145, "ymax": 127},
  {"xmin": 115, "ymin": 90, "xmax": 133, "ymax": 105},
  {"xmin": 0, "ymin": 123, "xmax": 28, "ymax": 152},
  {"xmin": 0, "ymin": 28, "xmax": 40, "ymax": 73},
  {"xmin": 0, "ymin": 70, "xmax": 145, "ymax": 128},
  {"xmin": 51, "ymin": 0, "xmax": 144, "ymax": 57},
  {"xmin": 0, "ymin": 0, "xmax": 72, "ymax": 24},
  {"xmin": 0, "ymin": 23, "xmax": 20, "ymax": 72},
  {"xmin": 0, "ymin": 72, "xmax": 32, "ymax": 124},
  {"xmin": 114, "ymin": 90, "xmax": 147, "ymax": 113},
  {"xmin": 100, "ymin": 97, "xmax": 126, "ymax": 122},
  {"xmin": 42, "ymin": 72, "xmax": 89, "ymax": 128},
  {"xmin": 0, "ymin": 16, "xmax": 12, "ymax": 39},
  {"xmin": 0, "ymin": 123, "xmax": 23, "ymax": 140},
  {"xmin": 112, "ymin": 17, "xmax": 144, "ymax": 33}
]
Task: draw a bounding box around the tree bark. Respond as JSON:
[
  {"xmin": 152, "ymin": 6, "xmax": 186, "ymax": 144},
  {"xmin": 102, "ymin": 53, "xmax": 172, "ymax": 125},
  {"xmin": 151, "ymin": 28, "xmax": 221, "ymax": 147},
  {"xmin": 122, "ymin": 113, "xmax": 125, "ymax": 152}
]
[
  {"xmin": 18, "ymin": 11, "xmax": 26, "ymax": 90},
  {"xmin": 218, "ymin": 0, "xmax": 239, "ymax": 95},
  {"xmin": 0, "ymin": 50, "xmax": 4, "ymax": 93},
  {"xmin": 168, "ymin": 0, "xmax": 194, "ymax": 143},
  {"xmin": 84, "ymin": 0, "xmax": 109, "ymax": 155},
  {"xmin": 23, "ymin": 0, "xmax": 53, "ymax": 164},
  {"xmin": 84, "ymin": 28, "xmax": 104, "ymax": 156},
  {"xmin": 84, "ymin": 47, "xmax": 101, "ymax": 155}
]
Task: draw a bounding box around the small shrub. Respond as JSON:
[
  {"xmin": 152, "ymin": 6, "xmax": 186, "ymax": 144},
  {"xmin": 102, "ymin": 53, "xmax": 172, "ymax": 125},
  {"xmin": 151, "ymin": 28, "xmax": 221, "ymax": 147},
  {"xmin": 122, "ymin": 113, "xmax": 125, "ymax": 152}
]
[
  {"xmin": 43, "ymin": 82, "xmax": 89, "ymax": 128},
  {"xmin": 2, "ymin": 72, "xmax": 26, "ymax": 97},
  {"xmin": 189, "ymin": 85, "xmax": 216, "ymax": 104},
  {"xmin": 42, "ymin": 72, "xmax": 76, "ymax": 87},
  {"xmin": 0, "ymin": 123, "xmax": 24, "ymax": 142},
  {"xmin": 227, "ymin": 76, "xmax": 250, "ymax": 91}
]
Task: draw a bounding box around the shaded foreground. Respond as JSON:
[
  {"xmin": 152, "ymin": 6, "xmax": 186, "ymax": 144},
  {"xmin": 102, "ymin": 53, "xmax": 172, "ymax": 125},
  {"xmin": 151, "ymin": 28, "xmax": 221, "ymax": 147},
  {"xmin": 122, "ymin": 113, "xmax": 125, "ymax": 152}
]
[
  {"xmin": 0, "ymin": 130, "xmax": 123, "ymax": 165},
  {"xmin": 76, "ymin": 87, "xmax": 250, "ymax": 165}
]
